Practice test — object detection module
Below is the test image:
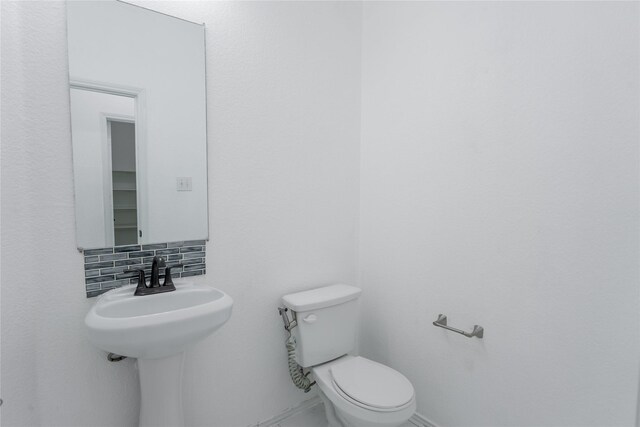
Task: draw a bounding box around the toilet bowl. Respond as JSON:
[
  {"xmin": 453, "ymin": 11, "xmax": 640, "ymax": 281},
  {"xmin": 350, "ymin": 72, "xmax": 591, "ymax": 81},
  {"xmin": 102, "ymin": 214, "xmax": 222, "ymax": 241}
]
[{"xmin": 312, "ymin": 355, "xmax": 416, "ymax": 427}]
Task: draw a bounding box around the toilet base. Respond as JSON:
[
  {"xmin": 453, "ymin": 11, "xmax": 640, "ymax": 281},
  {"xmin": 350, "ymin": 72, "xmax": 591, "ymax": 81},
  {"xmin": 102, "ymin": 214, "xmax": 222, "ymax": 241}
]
[
  {"xmin": 318, "ymin": 388, "xmax": 345, "ymax": 427},
  {"xmin": 317, "ymin": 387, "xmax": 414, "ymax": 427}
]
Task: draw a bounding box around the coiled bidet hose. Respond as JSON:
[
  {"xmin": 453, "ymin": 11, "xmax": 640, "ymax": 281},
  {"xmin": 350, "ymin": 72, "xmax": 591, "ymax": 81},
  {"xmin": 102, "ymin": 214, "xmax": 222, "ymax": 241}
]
[{"xmin": 279, "ymin": 307, "xmax": 315, "ymax": 393}]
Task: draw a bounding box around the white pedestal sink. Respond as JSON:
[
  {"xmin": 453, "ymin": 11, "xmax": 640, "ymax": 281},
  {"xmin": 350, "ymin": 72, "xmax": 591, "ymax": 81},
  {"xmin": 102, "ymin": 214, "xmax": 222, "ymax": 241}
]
[{"xmin": 85, "ymin": 281, "xmax": 233, "ymax": 427}]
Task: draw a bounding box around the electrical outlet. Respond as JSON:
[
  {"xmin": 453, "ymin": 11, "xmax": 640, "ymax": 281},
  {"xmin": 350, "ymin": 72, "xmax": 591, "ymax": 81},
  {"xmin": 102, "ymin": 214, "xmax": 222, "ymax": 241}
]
[{"xmin": 176, "ymin": 177, "xmax": 192, "ymax": 191}]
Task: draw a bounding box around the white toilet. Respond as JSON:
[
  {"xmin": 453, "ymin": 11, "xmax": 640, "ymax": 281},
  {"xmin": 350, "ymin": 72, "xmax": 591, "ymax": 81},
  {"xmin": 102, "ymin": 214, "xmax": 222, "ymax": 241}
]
[{"xmin": 282, "ymin": 284, "xmax": 416, "ymax": 427}]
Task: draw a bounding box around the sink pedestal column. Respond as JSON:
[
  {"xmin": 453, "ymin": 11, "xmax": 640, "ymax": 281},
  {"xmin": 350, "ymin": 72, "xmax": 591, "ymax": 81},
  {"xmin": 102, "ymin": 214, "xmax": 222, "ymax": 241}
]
[{"xmin": 137, "ymin": 352, "xmax": 185, "ymax": 427}]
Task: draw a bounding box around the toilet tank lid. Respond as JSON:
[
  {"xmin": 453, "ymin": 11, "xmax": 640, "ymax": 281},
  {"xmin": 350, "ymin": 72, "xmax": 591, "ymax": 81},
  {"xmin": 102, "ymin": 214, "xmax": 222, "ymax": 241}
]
[{"xmin": 282, "ymin": 284, "xmax": 362, "ymax": 311}]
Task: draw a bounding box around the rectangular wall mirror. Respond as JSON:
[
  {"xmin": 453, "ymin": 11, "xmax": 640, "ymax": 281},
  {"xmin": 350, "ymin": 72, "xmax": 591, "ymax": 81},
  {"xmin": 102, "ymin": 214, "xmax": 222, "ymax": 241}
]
[{"xmin": 67, "ymin": 0, "xmax": 208, "ymax": 250}]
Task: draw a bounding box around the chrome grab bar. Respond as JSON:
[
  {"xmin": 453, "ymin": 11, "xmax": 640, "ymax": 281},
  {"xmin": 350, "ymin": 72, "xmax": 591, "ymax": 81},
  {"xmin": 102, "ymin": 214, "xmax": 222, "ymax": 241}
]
[{"xmin": 432, "ymin": 314, "xmax": 484, "ymax": 339}]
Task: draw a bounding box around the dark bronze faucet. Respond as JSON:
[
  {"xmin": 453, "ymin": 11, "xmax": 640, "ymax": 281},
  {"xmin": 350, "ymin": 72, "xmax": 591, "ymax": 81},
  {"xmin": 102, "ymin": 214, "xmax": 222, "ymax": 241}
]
[
  {"xmin": 150, "ymin": 256, "xmax": 164, "ymax": 288},
  {"xmin": 130, "ymin": 256, "xmax": 181, "ymax": 296}
]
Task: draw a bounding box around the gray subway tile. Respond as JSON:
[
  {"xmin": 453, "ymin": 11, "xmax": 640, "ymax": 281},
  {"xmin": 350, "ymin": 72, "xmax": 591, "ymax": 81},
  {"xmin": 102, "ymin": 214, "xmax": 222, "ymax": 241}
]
[
  {"xmin": 181, "ymin": 258, "xmax": 204, "ymax": 266},
  {"xmin": 99, "ymin": 253, "xmax": 128, "ymax": 262},
  {"xmin": 156, "ymin": 248, "xmax": 180, "ymax": 256},
  {"xmin": 183, "ymin": 263, "xmax": 205, "ymax": 271},
  {"xmin": 86, "ymin": 240, "xmax": 206, "ymax": 297},
  {"xmin": 85, "ymin": 261, "xmax": 114, "ymax": 270},
  {"xmin": 180, "ymin": 246, "xmax": 204, "ymax": 253},
  {"xmin": 182, "ymin": 252, "xmax": 205, "ymax": 259},
  {"xmin": 85, "ymin": 269, "xmax": 100, "ymax": 278},
  {"xmin": 128, "ymin": 251, "xmax": 154, "ymax": 258},
  {"xmin": 84, "ymin": 247, "xmax": 113, "ymax": 256},
  {"xmin": 184, "ymin": 240, "xmax": 206, "ymax": 246},
  {"xmin": 86, "ymin": 283, "xmax": 101, "ymax": 291},
  {"xmin": 86, "ymin": 275, "xmax": 115, "ymax": 284},
  {"xmin": 142, "ymin": 243, "xmax": 167, "ymax": 250},
  {"xmin": 100, "ymin": 279, "xmax": 130, "ymax": 290},
  {"xmin": 181, "ymin": 270, "xmax": 203, "ymax": 277},
  {"xmin": 100, "ymin": 266, "xmax": 131, "ymax": 275},
  {"xmin": 166, "ymin": 260, "xmax": 183, "ymax": 265},
  {"xmin": 115, "ymin": 258, "xmax": 141, "ymax": 266},
  {"xmin": 116, "ymin": 272, "xmax": 138, "ymax": 280},
  {"xmin": 114, "ymin": 245, "xmax": 141, "ymax": 253},
  {"xmin": 87, "ymin": 290, "xmax": 105, "ymax": 298}
]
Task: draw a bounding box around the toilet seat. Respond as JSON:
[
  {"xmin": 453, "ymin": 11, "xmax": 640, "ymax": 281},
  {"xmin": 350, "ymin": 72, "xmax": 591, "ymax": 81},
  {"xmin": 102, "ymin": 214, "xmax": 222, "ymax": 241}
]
[
  {"xmin": 330, "ymin": 356, "xmax": 414, "ymax": 412},
  {"xmin": 312, "ymin": 355, "xmax": 416, "ymax": 427}
]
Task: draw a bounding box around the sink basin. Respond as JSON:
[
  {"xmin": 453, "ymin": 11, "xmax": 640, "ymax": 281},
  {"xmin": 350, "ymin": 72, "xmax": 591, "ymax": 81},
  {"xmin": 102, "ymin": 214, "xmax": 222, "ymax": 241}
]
[{"xmin": 85, "ymin": 281, "xmax": 233, "ymax": 359}]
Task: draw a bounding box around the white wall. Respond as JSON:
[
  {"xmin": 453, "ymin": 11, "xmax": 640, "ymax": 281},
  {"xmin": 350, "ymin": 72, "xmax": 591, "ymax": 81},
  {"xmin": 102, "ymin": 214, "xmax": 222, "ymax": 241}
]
[
  {"xmin": 1, "ymin": 1, "xmax": 361, "ymax": 426},
  {"xmin": 359, "ymin": 2, "xmax": 639, "ymax": 426},
  {"xmin": 68, "ymin": 0, "xmax": 209, "ymax": 245},
  {"xmin": 70, "ymin": 89, "xmax": 135, "ymax": 248}
]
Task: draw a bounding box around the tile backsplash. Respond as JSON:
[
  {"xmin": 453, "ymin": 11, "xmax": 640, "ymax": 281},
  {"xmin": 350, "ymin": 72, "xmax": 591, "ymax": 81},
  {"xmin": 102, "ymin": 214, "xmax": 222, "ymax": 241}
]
[{"xmin": 83, "ymin": 240, "xmax": 206, "ymax": 297}]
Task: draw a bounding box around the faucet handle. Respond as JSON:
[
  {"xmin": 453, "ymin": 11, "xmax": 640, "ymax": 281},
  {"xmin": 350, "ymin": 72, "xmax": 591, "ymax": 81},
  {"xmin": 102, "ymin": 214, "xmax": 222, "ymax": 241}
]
[
  {"xmin": 127, "ymin": 268, "xmax": 147, "ymax": 284},
  {"xmin": 162, "ymin": 264, "xmax": 183, "ymax": 289},
  {"xmin": 128, "ymin": 268, "xmax": 148, "ymax": 295}
]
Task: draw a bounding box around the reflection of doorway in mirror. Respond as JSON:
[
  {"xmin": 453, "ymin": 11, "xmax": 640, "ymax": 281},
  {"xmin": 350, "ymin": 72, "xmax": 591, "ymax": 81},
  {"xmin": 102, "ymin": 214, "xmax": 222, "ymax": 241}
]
[
  {"xmin": 69, "ymin": 87, "xmax": 141, "ymax": 248},
  {"xmin": 108, "ymin": 120, "xmax": 137, "ymax": 246}
]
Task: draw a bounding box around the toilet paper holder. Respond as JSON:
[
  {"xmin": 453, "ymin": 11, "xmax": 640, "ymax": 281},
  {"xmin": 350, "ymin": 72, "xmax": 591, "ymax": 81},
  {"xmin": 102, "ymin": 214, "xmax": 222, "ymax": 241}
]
[{"xmin": 433, "ymin": 314, "xmax": 484, "ymax": 339}]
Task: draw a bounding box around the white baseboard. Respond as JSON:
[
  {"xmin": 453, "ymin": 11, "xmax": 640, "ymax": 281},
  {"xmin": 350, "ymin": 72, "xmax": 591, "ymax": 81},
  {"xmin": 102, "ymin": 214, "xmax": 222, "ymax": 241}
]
[
  {"xmin": 254, "ymin": 395, "xmax": 439, "ymax": 427},
  {"xmin": 255, "ymin": 396, "xmax": 322, "ymax": 427},
  {"xmin": 409, "ymin": 411, "xmax": 439, "ymax": 427}
]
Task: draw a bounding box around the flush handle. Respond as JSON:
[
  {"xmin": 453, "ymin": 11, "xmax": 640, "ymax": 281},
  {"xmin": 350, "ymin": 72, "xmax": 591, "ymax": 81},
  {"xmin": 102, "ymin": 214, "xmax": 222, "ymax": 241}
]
[{"xmin": 303, "ymin": 314, "xmax": 317, "ymax": 323}]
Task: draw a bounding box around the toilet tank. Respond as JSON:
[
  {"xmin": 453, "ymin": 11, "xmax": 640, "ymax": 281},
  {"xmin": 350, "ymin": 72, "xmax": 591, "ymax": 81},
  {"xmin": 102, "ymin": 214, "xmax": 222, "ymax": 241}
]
[{"xmin": 282, "ymin": 284, "xmax": 362, "ymax": 368}]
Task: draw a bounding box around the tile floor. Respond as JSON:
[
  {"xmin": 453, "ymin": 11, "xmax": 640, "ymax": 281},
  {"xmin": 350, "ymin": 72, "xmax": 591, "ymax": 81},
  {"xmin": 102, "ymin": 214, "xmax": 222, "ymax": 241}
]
[{"xmin": 274, "ymin": 402, "xmax": 415, "ymax": 427}]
